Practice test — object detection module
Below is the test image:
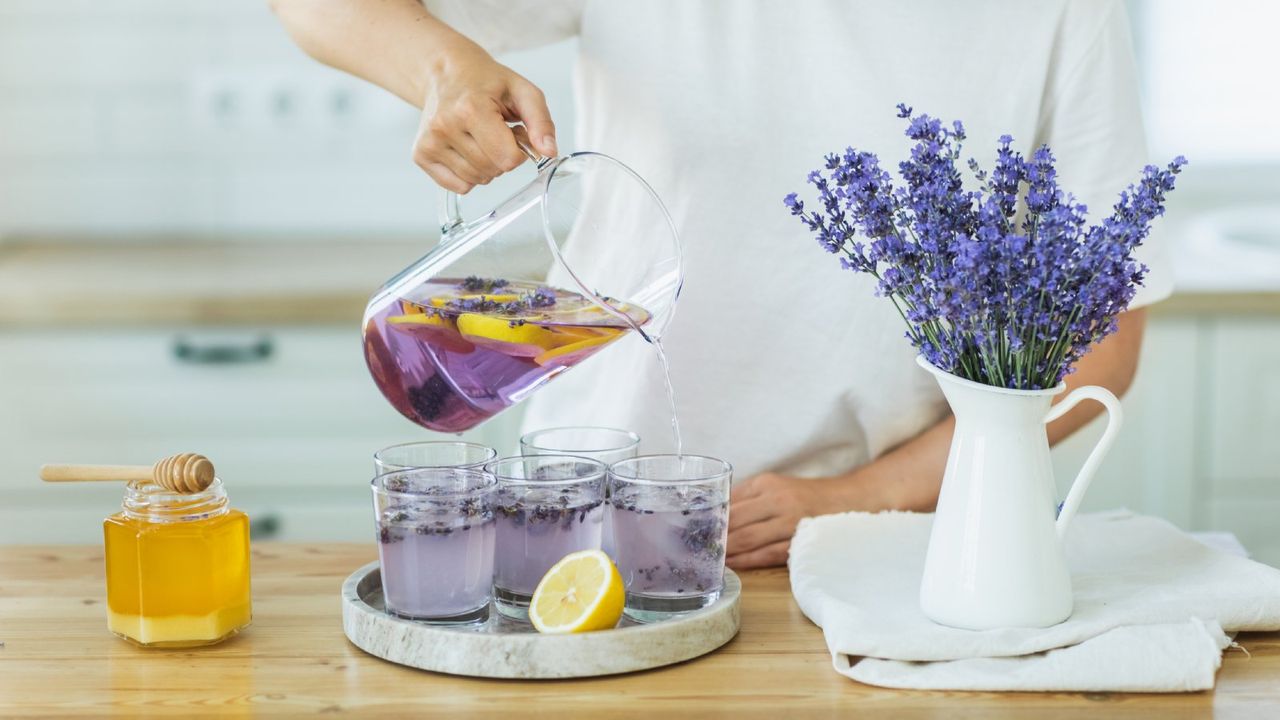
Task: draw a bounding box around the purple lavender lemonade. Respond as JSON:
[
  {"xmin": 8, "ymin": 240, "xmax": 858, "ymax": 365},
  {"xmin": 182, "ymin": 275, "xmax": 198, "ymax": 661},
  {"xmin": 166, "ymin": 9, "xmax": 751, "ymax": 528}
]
[
  {"xmin": 610, "ymin": 483, "xmax": 729, "ymax": 619},
  {"xmin": 363, "ymin": 277, "xmax": 649, "ymax": 433},
  {"xmin": 488, "ymin": 457, "xmax": 607, "ymax": 619},
  {"xmin": 519, "ymin": 427, "xmax": 643, "ymax": 563},
  {"xmin": 373, "ymin": 473, "xmax": 496, "ymax": 623}
]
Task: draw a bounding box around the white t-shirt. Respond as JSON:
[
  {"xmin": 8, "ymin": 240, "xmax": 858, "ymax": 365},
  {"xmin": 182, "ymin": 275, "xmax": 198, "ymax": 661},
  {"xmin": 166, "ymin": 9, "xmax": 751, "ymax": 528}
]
[{"xmin": 427, "ymin": 0, "xmax": 1171, "ymax": 480}]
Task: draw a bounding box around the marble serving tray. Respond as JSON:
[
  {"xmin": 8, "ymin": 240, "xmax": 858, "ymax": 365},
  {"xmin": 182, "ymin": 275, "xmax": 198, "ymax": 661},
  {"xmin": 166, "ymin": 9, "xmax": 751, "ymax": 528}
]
[{"xmin": 341, "ymin": 561, "xmax": 741, "ymax": 679}]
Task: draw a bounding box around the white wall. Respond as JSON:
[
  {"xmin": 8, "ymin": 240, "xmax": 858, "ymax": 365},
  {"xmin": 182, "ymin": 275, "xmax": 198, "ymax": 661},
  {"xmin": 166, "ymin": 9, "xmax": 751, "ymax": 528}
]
[
  {"xmin": 0, "ymin": 0, "xmax": 577, "ymax": 237},
  {"xmin": 4, "ymin": 1, "xmax": 1276, "ymax": 236},
  {"xmin": 1134, "ymin": 0, "xmax": 1280, "ymax": 165}
]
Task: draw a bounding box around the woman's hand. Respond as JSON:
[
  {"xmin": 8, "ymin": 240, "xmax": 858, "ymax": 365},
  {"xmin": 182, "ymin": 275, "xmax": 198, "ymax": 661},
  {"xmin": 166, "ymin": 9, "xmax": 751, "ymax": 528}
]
[
  {"xmin": 271, "ymin": 0, "xmax": 558, "ymax": 192},
  {"xmin": 414, "ymin": 43, "xmax": 557, "ymax": 194},
  {"xmin": 726, "ymin": 473, "xmax": 845, "ymax": 570}
]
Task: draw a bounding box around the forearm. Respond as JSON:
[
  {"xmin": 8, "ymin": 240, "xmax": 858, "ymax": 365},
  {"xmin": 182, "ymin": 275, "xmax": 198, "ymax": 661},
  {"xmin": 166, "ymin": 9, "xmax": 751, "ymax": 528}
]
[
  {"xmin": 272, "ymin": 0, "xmax": 556, "ymax": 191},
  {"xmin": 835, "ymin": 308, "xmax": 1149, "ymax": 512},
  {"xmin": 269, "ymin": 0, "xmax": 477, "ymax": 107}
]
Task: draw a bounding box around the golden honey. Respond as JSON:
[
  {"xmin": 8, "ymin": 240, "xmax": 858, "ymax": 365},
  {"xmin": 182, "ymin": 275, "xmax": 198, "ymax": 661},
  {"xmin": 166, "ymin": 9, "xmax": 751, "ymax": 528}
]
[{"xmin": 103, "ymin": 478, "xmax": 251, "ymax": 647}]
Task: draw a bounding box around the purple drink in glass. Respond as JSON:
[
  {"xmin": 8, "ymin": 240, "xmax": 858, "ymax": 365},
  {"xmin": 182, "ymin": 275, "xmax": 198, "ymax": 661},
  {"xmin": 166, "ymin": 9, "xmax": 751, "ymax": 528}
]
[
  {"xmin": 372, "ymin": 469, "xmax": 497, "ymax": 624},
  {"xmin": 485, "ymin": 455, "xmax": 607, "ymax": 621},
  {"xmin": 609, "ymin": 455, "xmax": 732, "ymax": 622},
  {"xmin": 519, "ymin": 427, "xmax": 642, "ymax": 562},
  {"xmin": 363, "ymin": 277, "xmax": 649, "ymax": 433}
]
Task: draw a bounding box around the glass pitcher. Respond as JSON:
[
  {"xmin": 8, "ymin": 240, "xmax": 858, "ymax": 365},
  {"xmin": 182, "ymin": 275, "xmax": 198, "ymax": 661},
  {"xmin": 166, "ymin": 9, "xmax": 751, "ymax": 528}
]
[{"xmin": 362, "ymin": 130, "xmax": 683, "ymax": 433}]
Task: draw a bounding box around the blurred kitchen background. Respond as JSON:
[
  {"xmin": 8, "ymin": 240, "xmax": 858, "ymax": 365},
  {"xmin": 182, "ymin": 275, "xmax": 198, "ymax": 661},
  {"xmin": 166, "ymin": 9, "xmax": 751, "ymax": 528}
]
[{"xmin": 2, "ymin": 1, "xmax": 1278, "ymax": 558}]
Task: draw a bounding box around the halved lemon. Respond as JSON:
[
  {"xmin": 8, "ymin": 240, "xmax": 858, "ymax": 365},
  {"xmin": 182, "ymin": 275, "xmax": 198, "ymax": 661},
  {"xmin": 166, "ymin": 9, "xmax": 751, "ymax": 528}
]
[{"xmin": 528, "ymin": 550, "xmax": 624, "ymax": 634}]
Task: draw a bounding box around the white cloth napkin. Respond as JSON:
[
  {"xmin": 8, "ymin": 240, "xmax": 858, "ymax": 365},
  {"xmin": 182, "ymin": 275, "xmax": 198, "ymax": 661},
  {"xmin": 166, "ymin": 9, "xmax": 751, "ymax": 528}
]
[{"xmin": 789, "ymin": 509, "xmax": 1280, "ymax": 692}]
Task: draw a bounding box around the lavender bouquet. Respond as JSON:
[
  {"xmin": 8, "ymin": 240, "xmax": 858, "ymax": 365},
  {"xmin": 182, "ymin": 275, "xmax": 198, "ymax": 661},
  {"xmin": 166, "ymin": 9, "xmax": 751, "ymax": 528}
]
[{"xmin": 785, "ymin": 105, "xmax": 1185, "ymax": 390}]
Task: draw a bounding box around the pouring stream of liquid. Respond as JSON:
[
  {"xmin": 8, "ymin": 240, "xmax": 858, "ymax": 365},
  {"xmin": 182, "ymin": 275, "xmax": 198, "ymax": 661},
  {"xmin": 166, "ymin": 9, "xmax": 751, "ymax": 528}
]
[
  {"xmin": 650, "ymin": 338, "xmax": 683, "ymax": 458},
  {"xmin": 587, "ymin": 290, "xmax": 683, "ymax": 459}
]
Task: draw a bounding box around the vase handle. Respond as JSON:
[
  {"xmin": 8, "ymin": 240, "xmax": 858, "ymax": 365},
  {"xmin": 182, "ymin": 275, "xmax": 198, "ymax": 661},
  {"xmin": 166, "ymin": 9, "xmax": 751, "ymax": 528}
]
[{"xmin": 1044, "ymin": 385, "xmax": 1124, "ymax": 539}]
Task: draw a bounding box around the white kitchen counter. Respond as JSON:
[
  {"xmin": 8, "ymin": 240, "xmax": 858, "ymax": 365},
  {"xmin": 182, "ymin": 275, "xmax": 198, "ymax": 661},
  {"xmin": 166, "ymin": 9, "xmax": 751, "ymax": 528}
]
[
  {"xmin": 0, "ymin": 236, "xmax": 1274, "ymax": 327},
  {"xmin": 1159, "ymin": 206, "xmax": 1280, "ymax": 314}
]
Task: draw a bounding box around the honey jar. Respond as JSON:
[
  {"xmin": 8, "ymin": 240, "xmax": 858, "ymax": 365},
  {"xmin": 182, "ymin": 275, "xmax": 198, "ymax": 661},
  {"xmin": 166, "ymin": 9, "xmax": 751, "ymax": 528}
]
[{"xmin": 103, "ymin": 478, "xmax": 252, "ymax": 647}]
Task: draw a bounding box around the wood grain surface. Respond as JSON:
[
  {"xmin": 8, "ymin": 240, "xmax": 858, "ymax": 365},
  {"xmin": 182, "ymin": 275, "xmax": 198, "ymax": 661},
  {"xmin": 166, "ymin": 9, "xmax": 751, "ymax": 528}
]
[{"xmin": 2, "ymin": 543, "xmax": 1278, "ymax": 718}]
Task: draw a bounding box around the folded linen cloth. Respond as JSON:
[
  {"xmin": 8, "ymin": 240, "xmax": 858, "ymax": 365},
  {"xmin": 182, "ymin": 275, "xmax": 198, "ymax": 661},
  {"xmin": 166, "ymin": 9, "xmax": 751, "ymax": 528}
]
[{"xmin": 789, "ymin": 509, "xmax": 1280, "ymax": 692}]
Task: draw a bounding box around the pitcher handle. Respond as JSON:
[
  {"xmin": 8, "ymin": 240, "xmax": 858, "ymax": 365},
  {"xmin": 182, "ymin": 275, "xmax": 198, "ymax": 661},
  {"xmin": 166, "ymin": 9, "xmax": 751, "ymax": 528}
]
[
  {"xmin": 438, "ymin": 125, "xmax": 553, "ymax": 236},
  {"xmin": 1044, "ymin": 385, "xmax": 1124, "ymax": 539}
]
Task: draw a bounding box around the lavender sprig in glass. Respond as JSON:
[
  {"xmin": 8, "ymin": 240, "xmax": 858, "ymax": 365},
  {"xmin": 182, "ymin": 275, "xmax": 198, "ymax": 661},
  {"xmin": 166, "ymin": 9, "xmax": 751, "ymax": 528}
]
[{"xmin": 784, "ymin": 104, "xmax": 1186, "ymax": 390}]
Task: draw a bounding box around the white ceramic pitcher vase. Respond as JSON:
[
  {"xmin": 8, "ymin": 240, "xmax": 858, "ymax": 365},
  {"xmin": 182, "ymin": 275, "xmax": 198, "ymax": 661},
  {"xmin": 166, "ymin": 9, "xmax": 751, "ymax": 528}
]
[{"xmin": 916, "ymin": 356, "xmax": 1123, "ymax": 630}]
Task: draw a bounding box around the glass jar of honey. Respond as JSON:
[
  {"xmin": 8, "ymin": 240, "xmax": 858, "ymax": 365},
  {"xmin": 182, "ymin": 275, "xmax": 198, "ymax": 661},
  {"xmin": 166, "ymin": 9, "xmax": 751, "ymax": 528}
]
[{"xmin": 103, "ymin": 478, "xmax": 252, "ymax": 647}]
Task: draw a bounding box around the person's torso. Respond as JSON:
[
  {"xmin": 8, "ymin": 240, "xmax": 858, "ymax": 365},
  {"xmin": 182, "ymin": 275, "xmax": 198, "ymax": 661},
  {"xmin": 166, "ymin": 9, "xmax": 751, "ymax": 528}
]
[{"xmin": 525, "ymin": 0, "xmax": 1102, "ymax": 478}]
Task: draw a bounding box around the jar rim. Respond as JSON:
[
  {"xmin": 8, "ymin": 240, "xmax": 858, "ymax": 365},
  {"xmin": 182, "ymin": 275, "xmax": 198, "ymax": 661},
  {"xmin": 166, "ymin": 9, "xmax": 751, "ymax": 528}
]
[{"xmin": 122, "ymin": 477, "xmax": 230, "ymax": 523}]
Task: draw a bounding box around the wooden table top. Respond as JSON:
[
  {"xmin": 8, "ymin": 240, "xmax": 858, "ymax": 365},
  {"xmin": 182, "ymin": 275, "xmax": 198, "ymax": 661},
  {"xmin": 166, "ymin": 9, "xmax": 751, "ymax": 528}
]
[{"xmin": 2, "ymin": 544, "xmax": 1278, "ymax": 718}]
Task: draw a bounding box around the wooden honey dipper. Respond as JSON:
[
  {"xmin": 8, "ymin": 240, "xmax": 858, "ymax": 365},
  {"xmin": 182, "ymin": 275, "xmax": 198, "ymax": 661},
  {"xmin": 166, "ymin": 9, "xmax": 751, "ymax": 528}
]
[{"xmin": 40, "ymin": 453, "xmax": 217, "ymax": 494}]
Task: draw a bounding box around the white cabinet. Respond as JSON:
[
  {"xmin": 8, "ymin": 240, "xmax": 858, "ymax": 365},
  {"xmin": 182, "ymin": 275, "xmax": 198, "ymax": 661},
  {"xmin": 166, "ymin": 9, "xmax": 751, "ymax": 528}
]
[
  {"xmin": 1052, "ymin": 315, "xmax": 1280, "ymax": 565},
  {"xmin": 1050, "ymin": 318, "xmax": 1200, "ymax": 529},
  {"xmin": 1203, "ymin": 320, "xmax": 1280, "ymax": 561},
  {"xmin": 1206, "ymin": 320, "xmax": 1280, "ymax": 487},
  {"xmin": 5, "ymin": 314, "xmax": 1278, "ymax": 557},
  {"xmin": 0, "ymin": 327, "xmax": 523, "ymax": 544}
]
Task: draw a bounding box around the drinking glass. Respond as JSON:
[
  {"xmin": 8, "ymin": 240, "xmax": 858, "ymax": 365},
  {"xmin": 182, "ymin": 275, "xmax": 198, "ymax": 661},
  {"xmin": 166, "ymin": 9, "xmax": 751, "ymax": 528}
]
[
  {"xmin": 608, "ymin": 455, "xmax": 732, "ymax": 622},
  {"xmin": 520, "ymin": 427, "xmax": 640, "ymax": 559},
  {"xmin": 485, "ymin": 454, "xmax": 607, "ymax": 620},
  {"xmin": 371, "ymin": 468, "xmax": 497, "ymax": 624},
  {"xmin": 373, "ymin": 441, "xmax": 497, "ymax": 474}
]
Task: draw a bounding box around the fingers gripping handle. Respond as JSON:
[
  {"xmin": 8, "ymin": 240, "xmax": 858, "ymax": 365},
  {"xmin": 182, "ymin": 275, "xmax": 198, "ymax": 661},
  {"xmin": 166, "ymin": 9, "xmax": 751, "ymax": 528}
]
[
  {"xmin": 1045, "ymin": 385, "xmax": 1124, "ymax": 539},
  {"xmin": 439, "ymin": 189, "xmax": 463, "ymax": 236},
  {"xmin": 438, "ymin": 125, "xmax": 553, "ymax": 236},
  {"xmin": 509, "ymin": 124, "xmax": 551, "ymax": 167}
]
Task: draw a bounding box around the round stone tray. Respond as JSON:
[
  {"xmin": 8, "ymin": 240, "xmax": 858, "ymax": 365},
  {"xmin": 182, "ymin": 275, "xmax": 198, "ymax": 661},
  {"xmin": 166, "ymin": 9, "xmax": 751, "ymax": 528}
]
[{"xmin": 341, "ymin": 561, "xmax": 741, "ymax": 679}]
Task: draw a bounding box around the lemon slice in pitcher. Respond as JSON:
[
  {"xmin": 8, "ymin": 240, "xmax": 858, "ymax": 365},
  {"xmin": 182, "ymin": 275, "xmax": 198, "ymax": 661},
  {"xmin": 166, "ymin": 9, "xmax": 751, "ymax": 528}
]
[
  {"xmin": 529, "ymin": 550, "xmax": 624, "ymax": 634},
  {"xmin": 533, "ymin": 330, "xmax": 621, "ymax": 368},
  {"xmin": 429, "ymin": 293, "xmax": 522, "ymax": 308},
  {"xmin": 456, "ymin": 313, "xmax": 564, "ymax": 357},
  {"xmin": 386, "ymin": 312, "xmax": 475, "ymax": 354}
]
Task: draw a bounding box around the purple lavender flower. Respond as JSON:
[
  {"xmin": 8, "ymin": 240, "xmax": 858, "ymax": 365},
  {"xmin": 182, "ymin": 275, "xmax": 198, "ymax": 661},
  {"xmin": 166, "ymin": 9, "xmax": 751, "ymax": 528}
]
[
  {"xmin": 530, "ymin": 286, "xmax": 557, "ymax": 308},
  {"xmin": 785, "ymin": 105, "xmax": 1185, "ymax": 389}
]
